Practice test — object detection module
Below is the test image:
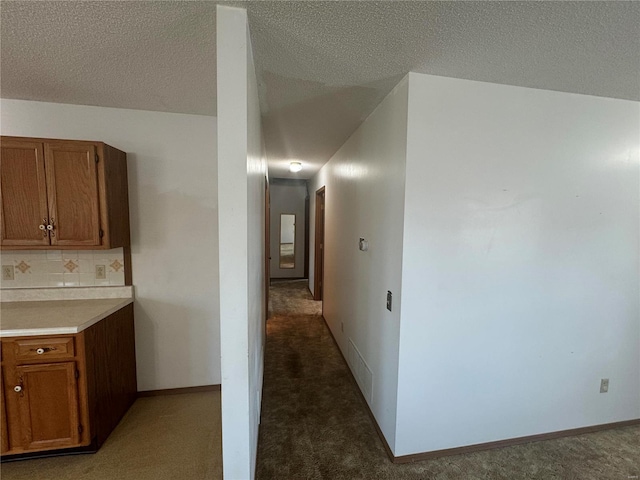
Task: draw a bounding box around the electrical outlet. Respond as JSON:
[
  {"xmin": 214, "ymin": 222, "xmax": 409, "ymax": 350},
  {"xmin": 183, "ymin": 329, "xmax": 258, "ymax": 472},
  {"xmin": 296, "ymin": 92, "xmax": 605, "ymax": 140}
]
[
  {"xmin": 2, "ymin": 265, "xmax": 15, "ymax": 281},
  {"xmin": 600, "ymin": 378, "xmax": 609, "ymax": 393},
  {"xmin": 95, "ymin": 265, "xmax": 106, "ymax": 280},
  {"xmin": 386, "ymin": 291, "xmax": 392, "ymax": 311}
]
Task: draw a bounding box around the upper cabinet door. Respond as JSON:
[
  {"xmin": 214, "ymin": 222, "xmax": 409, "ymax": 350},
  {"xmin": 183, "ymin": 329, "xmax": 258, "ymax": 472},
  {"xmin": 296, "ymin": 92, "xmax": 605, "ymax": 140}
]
[
  {"xmin": 45, "ymin": 143, "xmax": 101, "ymax": 246},
  {"xmin": 0, "ymin": 140, "xmax": 50, "ymax": 246}
]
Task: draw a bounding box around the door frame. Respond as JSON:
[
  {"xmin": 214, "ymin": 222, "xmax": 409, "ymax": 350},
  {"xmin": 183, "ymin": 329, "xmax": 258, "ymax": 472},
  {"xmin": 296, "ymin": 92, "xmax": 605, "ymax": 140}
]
[
  {"xmin": 264, "ymin": 176, "xmax": 270, "ymax": 321},
  {"xmin": 313, "ymin": 186, "xmax": 325, "ymax": 301}
]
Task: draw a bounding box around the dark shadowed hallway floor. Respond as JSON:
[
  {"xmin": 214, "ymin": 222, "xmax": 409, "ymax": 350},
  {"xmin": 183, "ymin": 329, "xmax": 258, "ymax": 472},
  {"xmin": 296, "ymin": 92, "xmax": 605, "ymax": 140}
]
[{"xmin": 256, "ymin": 280, "xmax": 639, "ymax": 480}]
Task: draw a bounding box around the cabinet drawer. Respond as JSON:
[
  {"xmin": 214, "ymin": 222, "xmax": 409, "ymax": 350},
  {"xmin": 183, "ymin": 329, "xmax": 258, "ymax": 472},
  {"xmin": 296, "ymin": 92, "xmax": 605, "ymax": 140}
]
[{"xmin": 14, "ymin": 338, "xmax": 75, "ymax": 362}]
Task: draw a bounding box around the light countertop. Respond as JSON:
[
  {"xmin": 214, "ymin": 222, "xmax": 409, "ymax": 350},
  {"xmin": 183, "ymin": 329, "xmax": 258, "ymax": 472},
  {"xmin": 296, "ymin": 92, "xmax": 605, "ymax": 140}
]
[{"xmin": 0, "ymin": 287, "xmax": 134, "ymax": 337}]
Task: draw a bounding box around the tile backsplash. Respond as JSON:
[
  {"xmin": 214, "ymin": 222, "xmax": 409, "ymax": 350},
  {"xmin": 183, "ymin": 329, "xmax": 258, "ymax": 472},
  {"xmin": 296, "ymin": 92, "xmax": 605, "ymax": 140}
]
[{"xmin": 1, "ymin": 248, "xmax": 125, "ymax": 289}]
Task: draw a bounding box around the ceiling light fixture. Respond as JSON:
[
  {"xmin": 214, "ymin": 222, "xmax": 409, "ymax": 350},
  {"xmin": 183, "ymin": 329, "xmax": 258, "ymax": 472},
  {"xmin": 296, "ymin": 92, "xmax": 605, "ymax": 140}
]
[{"xmin": 289, "ymin": 161, "xmax": 302, "ymax": 173}]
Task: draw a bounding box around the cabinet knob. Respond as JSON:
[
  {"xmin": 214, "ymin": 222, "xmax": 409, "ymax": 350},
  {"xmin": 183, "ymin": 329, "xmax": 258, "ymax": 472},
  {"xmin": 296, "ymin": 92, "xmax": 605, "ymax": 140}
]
[
  {"xmin": 40, "ymin": 218, "xmax": 49, "ymax": 237},
  {"xmin": 36, "ymin": 348, "xmax": 45, "ymax": 355},
  {"xmin": 14, "ymin": 385, "xmax": 22, "ymax": 393}
]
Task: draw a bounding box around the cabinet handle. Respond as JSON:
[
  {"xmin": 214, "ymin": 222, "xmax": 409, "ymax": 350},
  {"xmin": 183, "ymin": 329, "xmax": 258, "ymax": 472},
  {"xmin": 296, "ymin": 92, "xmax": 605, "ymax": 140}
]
[
  {"xmin": 48, "ymin": 218, "xmax": 55, "ymax": 237},
  {"xmin": 31, "ymin": 347, "xmax": 55, "ymax": 354},
  {"xmin": 14, "ymin": 385, "xmax": 22, "ymax": 393}
]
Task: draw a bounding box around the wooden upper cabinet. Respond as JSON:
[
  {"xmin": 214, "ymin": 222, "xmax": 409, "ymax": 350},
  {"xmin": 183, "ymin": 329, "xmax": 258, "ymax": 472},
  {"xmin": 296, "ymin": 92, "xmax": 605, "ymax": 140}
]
[
  {"xmin": 0, "ymin": 137, "xmax": 130, "ymax": 250},
  {"xmin": 45, "ymin": 142, "xmax": 101, "ymax": 246},
  {"xmin": 0, "ymin": 139, "xmax": 50, "ymax": 246}
]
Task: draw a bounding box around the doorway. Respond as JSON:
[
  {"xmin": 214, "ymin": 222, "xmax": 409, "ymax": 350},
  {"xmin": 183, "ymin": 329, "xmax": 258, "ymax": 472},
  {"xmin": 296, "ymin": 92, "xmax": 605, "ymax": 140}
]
[{"xmin": 313, "ymin": 187, "xmax": 325, "ymax": 301}]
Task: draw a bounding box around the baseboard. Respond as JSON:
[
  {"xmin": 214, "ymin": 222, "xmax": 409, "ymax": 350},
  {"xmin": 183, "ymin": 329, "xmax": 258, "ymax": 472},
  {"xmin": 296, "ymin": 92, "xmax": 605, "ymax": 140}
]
[
  {"xmin": 395, "ymin": 418, "xmax": 640, "ymax": 463},
  {"xmin": 319, "ymin": 317, "xmax": 640, "ymax": 465},
  {"xmin": 137, "ymin": 384, "xmax": 220, "ymax": 397},
  {"xmin": 270, "ymin": 277, "xmax": 307, "ymax": 282}
]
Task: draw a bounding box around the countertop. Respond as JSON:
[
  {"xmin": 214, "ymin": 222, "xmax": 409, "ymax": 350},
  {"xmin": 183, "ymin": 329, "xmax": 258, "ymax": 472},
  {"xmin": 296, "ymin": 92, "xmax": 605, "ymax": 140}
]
[{"xmin": 0, "ymin": 287, "xmax": 134, "ymax": 337}]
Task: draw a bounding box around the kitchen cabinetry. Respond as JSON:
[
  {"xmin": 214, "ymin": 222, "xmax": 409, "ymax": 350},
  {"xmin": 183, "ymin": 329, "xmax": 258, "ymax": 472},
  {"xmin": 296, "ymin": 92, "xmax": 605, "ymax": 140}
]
[
  {"xmin": 0, "ymin": 136, "xmax": 130, "ymax": 250},
  {"xmin": 1, "ymin": 367, "xmax": 8, "ymax": 454},
  {"xmin": 14, "ymin": 361, "xmax": 81, "ymax": 451},
  {"xmin": 0, "ymin": 304, "xmax": 136, "ymax": 457}
]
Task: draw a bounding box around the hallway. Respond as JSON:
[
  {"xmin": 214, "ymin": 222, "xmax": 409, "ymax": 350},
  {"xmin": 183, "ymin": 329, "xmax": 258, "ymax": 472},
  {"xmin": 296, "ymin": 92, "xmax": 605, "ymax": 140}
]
[{"xmin": 256, "ymin": 281, "xmax": 639, "ymax": 480}]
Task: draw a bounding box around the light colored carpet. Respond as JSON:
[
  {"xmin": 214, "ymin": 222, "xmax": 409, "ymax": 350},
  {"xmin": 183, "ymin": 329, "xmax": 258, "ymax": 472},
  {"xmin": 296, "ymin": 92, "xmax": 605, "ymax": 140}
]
[
  {"xmin": 1, "ymin": 391, "xmax": 222, "ymax": 480},
  {"xmin": 257, "ymin": 280, "xmax": 640, "ymax": 480}
]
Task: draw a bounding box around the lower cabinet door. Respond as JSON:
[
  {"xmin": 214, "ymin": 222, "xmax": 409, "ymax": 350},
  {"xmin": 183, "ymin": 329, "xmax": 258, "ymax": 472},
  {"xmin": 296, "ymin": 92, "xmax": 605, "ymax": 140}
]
[
  {"xmin": 1, "ymin": 367, "xmax": 9, "ymax": 454},
  {"xmin": 16, "ymin": 362, "xmax": 80, "ymax": 451}
]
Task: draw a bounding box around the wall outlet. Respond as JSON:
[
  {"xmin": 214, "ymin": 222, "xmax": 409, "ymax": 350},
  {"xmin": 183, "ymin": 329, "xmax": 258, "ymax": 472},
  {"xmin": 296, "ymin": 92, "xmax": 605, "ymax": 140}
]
[
  {"xmin": 95, "ymin": 265, "xmax": 106, "ymax": 280},
  {"xmin": 600, "ymin": 378, "xmax": 609, "ymax": 393},
  {"xmin": 2, "ymin": 265, "xmax": 15, "ymax": 281}
]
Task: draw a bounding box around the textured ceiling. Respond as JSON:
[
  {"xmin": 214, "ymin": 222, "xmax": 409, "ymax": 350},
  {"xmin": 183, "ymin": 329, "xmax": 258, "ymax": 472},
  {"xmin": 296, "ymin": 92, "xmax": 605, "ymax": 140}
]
[
  {"xmin": 0, "ymin": 1, "xmax": 217, "ymax": 115},
  {"xmin": 247, "ymin": 1, "xmax": 640, "ymax": 178},
  {"xmin": 2, "ymin": 1, "xmax": 639, "ymax": 180}
]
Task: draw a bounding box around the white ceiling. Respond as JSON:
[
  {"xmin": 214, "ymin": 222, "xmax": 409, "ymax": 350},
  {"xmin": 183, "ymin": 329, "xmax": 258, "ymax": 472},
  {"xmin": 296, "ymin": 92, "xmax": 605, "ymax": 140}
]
[
  {"xmin": 0, "ymin": 1, "xmax": 217, "ymax": 114},
  {"xmin": 2, "ymin": 1, "xmax": 639, "ymax": 180}
]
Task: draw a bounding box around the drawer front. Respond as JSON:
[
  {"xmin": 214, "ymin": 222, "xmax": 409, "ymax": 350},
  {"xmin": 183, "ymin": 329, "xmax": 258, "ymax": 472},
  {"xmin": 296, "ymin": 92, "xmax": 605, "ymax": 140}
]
[{"xmin": 14, "ymin": 338, "xmax": 75, "ymax": 362}]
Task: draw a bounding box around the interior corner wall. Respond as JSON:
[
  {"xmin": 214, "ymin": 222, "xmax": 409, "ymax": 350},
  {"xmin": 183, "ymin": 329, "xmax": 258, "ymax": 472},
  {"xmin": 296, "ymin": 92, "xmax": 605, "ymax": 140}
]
[
  {"xmin": 307, "ymin": 76, "xmax": 409, "ymax": 452},
  {"xmin": 396, "ymin": 73, "xmax": 640, "ymax": 456},
  {"xmin": 217, "ymin": 5, "xmax": 266, "ymax": 480},
  {"xmin": 0, "ymin": 99, "xmax": 220, "ymax": 392},
  {"xmin": 270, "ymin": 180, "xmax": 307, "ymax": 279}
]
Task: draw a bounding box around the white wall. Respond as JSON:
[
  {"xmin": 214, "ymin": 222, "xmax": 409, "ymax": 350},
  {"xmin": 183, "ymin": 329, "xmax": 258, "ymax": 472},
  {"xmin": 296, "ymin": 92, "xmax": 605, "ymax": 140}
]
[
  {"xmin": 0, "ymin": 99, "xmax": 220, "ymax": 392},
  {"xmin": 246, "ymin": 16, "xmax": 267, "ymax": 480},
  {"xmin": 395, "ymin": 73, "xmax": 640, "ymax": 455},
  {"xmin": 270, "ymin": 180, "xmax": 307, "ymax": 278},
  {"xmin": 217, "ymin": 5, "xmax": 266, "ymax": 480},
  {"xmin": 308, "ymin": 77, "xmax": 409, "ymax": 450}
]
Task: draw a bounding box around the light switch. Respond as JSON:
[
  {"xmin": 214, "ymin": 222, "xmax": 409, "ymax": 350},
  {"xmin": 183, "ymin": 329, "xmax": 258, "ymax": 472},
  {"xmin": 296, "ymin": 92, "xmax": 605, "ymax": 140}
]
[
  {"xmin": 386, "ymin": 291, "xmax": 392, "ymax": 311},
  {"xmin": 359, "ymin": 237, "xmax": 369, "ymax": 251}
]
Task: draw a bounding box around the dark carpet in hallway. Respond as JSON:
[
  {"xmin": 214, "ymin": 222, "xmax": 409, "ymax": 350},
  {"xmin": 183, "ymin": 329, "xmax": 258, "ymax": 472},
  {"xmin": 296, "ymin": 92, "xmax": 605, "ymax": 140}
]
[{"xmin": 256, "ymin": 280, "xmax": 639, "ymax": 480}]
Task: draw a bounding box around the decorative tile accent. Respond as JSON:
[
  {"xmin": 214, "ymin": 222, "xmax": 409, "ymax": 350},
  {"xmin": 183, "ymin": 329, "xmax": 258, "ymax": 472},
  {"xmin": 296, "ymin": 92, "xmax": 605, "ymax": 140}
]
[
  {"xmin": 1, "ymin": 248, "xmax": 125, "ymax": 289},
  {"xmin": 110, "ymin": 259, "xmax": 123, "ymax": 272},
  {"xmin": 64, "ymin": 260, "xmax": 79, "ymax": 273},
  {"xmin": 15, "ymin": 261, "xmax": 31, "ymax": 274}
]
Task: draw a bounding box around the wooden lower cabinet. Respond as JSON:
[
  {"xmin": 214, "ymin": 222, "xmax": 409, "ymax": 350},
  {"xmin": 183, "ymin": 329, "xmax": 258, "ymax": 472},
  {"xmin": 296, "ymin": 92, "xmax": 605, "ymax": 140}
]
[
  {"xmin": 0, "ymin": 304, "xmax": 136, "ymax": 458},
  {"xmin": 1, "ymin": 368, "xmax": 8, "ymax": 454},
  {"xmin": 16, "ymin": 362, "xmax": 81, "ymax": 451}
]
